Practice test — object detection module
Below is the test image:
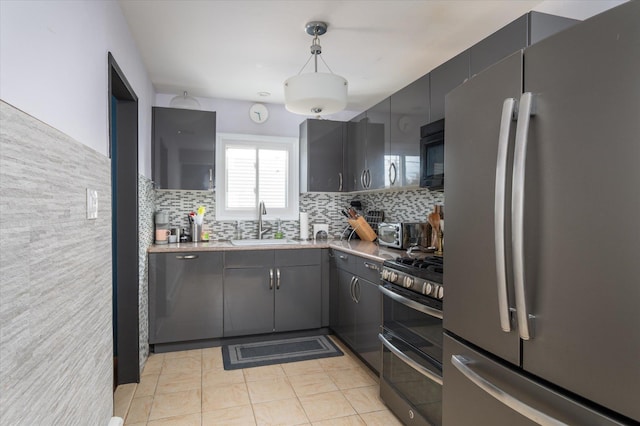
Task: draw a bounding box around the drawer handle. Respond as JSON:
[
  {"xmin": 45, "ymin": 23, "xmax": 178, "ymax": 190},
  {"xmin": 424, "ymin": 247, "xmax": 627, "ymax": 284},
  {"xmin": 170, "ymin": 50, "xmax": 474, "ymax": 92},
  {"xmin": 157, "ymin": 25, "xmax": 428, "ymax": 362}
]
[
  {"xmin": 364, "ymin": 262, "xmax": 379, "ymax": 271},
  {"xmin": 175, "ymin": 255, "xmax": 198, "ymax": 260},
  {"xmin": 339, "ymin": 255, "xmax": 348, "ymax": 260}
]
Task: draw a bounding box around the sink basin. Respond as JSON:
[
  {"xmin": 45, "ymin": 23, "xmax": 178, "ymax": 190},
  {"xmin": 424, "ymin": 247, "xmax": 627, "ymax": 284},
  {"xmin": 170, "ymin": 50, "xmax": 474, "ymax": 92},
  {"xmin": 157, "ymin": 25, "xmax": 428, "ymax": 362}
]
[{"xmin": 229, "ymin": 239, "xmax": 298, "ymax": 246}]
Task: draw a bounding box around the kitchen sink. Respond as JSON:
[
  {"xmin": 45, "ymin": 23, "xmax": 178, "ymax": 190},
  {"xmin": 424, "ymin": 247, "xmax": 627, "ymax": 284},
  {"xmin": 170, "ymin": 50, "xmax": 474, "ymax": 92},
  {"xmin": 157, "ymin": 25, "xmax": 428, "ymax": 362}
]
[{"xmin": 229, "ymin": 239, "xmax": 298, "ymax": 246}]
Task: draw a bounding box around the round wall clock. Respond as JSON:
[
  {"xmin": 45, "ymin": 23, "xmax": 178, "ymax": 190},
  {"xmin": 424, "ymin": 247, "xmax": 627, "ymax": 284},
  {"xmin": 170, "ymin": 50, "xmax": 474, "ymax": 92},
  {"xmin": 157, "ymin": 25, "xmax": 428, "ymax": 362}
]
[{"xmin": 249, "ymin": 103, "xmax": 269, "ymax": 123}]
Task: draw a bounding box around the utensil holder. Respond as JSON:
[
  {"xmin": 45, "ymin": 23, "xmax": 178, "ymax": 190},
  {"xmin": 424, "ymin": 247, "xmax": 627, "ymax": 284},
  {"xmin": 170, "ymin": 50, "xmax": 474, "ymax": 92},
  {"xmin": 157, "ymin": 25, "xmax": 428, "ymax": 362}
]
[{"xmin": 191, "ymin": 223, "xmax": 202, "ymax": 242}]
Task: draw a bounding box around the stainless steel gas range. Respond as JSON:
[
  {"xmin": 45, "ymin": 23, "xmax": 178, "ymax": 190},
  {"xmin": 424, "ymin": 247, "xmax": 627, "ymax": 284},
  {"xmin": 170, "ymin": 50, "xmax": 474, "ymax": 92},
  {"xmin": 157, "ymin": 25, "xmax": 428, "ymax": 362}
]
[{"xmin": 379, "ymin": 255, "xmax": 444, "ymax": 426}]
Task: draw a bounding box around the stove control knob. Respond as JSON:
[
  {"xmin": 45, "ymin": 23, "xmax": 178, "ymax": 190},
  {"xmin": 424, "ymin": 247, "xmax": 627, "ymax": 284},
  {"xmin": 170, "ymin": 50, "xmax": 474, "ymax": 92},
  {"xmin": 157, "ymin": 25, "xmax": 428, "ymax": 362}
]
[
  {"xmin": 389, "ymin": 271, "xmax": 398, "ymax": 283},
  {"xmin": 436, "ymin": 286, "xmax": 444, "ymax": 299},
  {"xmin": 381, "ymin": 269, "xmax": 389, "ymax": 280},
  {"xmin": 423, "ymin": 282, "xmax": 433, "ymax": 295},
  {"xmin": 403, "ymin": 276, "xmax": 414, "ymax": 288}
]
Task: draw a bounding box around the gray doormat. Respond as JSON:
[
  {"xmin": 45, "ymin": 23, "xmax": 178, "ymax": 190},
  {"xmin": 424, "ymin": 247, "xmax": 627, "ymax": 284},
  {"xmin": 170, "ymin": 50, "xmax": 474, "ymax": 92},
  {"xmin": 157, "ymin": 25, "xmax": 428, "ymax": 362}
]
[{"xmin": 222, "ymin": 335, "xmax": 343, "ymax": 370}]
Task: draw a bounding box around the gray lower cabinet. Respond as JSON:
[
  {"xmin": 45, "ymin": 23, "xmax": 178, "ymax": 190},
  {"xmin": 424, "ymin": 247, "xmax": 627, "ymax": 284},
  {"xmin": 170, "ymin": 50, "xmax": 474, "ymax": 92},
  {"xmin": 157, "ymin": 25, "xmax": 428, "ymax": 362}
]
[
  {"xmin": 149, "ymin": 252, "xmax": 223, "ymax": 344},
  {"xmin": 223, "ymin": 249, "xmax": 322, "ymax": 337},
  {"xmin": 330, "ymin": 249, "xmax": 382, "ymax": 374}
]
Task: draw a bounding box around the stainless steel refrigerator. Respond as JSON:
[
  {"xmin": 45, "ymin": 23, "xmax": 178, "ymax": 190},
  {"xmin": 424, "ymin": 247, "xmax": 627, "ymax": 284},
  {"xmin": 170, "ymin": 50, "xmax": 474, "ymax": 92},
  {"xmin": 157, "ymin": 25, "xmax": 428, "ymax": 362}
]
[{"xmin": 442, "ymin": 2, "xmax": 640, "ymax": 425}]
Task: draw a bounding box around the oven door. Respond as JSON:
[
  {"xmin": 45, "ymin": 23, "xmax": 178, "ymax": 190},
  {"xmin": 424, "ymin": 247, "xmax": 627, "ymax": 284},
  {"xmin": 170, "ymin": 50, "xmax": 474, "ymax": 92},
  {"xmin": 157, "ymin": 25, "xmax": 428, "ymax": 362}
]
[{"xmin": 379, "ymin": 283, "xmax": 443, "ymax": 426}]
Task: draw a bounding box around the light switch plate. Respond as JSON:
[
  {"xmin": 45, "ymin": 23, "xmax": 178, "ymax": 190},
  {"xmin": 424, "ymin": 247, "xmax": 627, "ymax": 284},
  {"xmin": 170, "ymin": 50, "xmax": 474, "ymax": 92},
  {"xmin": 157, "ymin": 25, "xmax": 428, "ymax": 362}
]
[{"xmin": 87, "ymin": 188, "xmax": 98, "ymax": 219}]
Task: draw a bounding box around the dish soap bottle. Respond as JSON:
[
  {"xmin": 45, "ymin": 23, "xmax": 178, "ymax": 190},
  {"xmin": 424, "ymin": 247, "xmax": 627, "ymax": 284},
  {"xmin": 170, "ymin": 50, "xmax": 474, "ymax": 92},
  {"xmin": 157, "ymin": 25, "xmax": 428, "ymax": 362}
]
[{"xmin": 274, "ymin": 218, "xmax": 283, "ymax": 239}]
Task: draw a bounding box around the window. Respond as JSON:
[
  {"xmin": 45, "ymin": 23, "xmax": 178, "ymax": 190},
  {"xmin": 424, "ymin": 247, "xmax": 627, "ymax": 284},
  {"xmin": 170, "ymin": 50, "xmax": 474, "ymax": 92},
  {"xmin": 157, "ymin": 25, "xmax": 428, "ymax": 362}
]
[{"xmin": 216, "ymin": 133, "xmax": 299, "ymax": 220}]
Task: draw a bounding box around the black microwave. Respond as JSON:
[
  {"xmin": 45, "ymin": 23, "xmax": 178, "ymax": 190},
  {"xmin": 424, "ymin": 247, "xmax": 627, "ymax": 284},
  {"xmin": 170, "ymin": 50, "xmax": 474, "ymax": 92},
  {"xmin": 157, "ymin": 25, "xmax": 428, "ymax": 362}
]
[{"xmin": 420, "ymin": 118, "xmax": 445, "ymax": 191}]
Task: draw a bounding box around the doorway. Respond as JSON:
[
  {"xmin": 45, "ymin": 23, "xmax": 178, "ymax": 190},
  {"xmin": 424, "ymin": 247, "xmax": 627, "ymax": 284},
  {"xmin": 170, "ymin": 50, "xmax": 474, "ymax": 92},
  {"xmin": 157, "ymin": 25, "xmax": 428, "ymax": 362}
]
[{"xmin": 108, "ymin": 52, "xmax": 140, "ymax": 386}]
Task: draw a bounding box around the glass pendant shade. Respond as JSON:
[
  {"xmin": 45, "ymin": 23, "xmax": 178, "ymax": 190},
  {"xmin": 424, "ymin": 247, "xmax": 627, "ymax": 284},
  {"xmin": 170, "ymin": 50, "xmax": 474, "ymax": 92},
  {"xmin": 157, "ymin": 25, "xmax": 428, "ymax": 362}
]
[
  {"xmin": 169, "ymin": 91, "xmax": 201, "ymax": 109},
  {"xmin": 284, "ymin": 72, "xmax": 347, "ymax": 115}
]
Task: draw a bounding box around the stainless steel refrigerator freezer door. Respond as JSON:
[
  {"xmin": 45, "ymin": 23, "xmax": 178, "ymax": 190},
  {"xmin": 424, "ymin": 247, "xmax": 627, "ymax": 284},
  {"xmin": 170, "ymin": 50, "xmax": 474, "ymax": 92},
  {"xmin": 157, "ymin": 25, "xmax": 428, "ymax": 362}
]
[
  {"xmin": 443, "ymin": 51, "xmax": 522, "ymax": 366},
  {"xmin": 520, "ymin": 2, "xmax": 640, "ymax": 421},
  {"xmin": 443, "ymin": 334, "xmax": 627, "ymax": 426}
]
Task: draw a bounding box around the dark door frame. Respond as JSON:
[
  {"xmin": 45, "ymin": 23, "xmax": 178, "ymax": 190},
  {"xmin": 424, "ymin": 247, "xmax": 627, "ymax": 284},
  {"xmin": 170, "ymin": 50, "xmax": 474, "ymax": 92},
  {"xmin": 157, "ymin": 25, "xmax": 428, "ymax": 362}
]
[{"xmin": 108, "ymin": 52, "xmax": 140, "ymax": 386}]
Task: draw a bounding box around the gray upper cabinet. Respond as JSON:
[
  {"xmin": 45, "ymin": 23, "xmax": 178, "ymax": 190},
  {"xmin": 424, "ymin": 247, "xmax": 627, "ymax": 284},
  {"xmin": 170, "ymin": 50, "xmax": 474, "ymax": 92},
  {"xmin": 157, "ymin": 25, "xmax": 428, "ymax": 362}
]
[
  {"xmin": 429, "ymin": 50, "xmax": 470, "ymax": 122},
  {"xmin": 389, "ymin": 74, "xmax": 430, "ymax": 187},
  {"xmin": 347, "ymin": 105, "xmax": 387, "ymax": 191},
  {"xmin": 366, "ymin": 98, "xmax": 389, "ymax": 190},
  {"xmin": 223, "ymin": 249, "xmax": 322, "ymax": 337},
  {"xmin": 470, "ymin": 12, "xmax": 578, "ymax": 77},
  {"xmin": 148, "ymin": 252, "xmax": 223, "ymax": 345},
  {"xmin": 152, "ymin": 107, "xmax": 216, "ymax": 190},
  {"xmin": 300, "ymin": 119, "xmax": 347, "ymax": 192}
]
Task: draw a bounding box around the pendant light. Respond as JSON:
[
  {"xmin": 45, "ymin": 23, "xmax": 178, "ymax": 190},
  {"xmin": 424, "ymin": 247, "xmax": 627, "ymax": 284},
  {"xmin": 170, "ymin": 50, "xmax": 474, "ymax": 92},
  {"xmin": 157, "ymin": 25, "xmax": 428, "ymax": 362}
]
[
  {"xmin": 169, "ymin": 91, "xmax": 201, "ymax": 109},
  {"xmin": 284, "ymin": 21, "xmax": 348, "ymax": 116}
]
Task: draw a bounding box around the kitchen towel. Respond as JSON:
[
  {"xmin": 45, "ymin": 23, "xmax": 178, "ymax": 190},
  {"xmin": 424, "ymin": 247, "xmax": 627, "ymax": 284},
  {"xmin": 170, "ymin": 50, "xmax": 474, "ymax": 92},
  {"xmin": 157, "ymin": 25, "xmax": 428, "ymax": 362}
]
[{"xmin": 299, "ymin": 211, "xmax": 309, "ymax": 240}]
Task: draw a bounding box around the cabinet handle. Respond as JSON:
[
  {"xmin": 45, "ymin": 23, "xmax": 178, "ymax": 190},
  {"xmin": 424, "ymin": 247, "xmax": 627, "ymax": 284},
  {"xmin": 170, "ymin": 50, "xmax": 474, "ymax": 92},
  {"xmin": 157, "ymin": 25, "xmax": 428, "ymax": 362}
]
[
  {"xmin": 389, "ymin": 163, "xmax": 397, "ymax": 185},
  {"xmin": 349, "ymin": 276, "xmax": 356, "ymax": 302},
  {"xmin": 360, "ymin": 170, "xmax": 366, "ymax": 189},
  {"xmin": 269, "ymin": 268, "xmax": 274, "ymax": 290},
  {"xmin": 363, "ymin": 261, "xmax": 379, "ymax": 271},
  {"xmin": 338, "ymin": 172, "xmax": 343, "ymax": 192},
  {"xmin": 338, "ymin": 254, "xmax": 348, "ymax": 260},
  {"xmin": 276, "ymin": 268, "xmax": 281, "ymax": 290},
  {"xmin": 366, "ymin": 169, "xmax": 372, "ymax": 188},
  {"xmin": 354, "ymin": 278, "xmax": 360, "ymax": 303},
  {"xmin": 175, "ymin": 254, "xmax": 198, "ymax": 260},
  {"xmin": 209, "ymin": 168, "xmax": 214, "ymax": 191}
]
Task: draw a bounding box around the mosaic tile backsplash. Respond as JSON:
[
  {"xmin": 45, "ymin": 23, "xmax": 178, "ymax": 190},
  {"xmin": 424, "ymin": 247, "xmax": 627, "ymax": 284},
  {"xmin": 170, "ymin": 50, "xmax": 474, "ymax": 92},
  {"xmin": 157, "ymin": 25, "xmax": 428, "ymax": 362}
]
[
  {"xmin": 155, "ymin": 188, "xmax": 444, "ymax": 241},
  {"xmin": 138, "ymin": 174, "xmax": 155, "ymax": 373}
]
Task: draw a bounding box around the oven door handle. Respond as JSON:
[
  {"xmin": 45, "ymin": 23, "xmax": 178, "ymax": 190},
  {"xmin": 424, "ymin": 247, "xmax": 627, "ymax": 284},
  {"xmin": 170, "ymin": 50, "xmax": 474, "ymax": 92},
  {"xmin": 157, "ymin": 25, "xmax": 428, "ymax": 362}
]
[
  {"xmin": 379, "ymin": 333, "xmax": 443, "ymax": 386},
  {"xmin": 379, "ymin": 285, "xmax": 442, "ymax": 319}
]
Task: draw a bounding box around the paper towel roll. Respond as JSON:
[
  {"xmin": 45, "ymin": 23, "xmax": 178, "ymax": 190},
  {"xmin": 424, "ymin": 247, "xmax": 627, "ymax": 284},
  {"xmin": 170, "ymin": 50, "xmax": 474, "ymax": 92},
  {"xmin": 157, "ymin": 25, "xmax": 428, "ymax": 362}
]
[{"xmin": 299, "ymin": 212, "xmax": 309, "ymax": 240}]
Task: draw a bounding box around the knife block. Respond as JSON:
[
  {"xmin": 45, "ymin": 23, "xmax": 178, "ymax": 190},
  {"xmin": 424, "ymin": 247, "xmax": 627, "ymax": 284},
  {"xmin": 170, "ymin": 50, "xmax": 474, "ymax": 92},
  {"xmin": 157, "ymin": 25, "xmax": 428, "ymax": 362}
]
[{"xmin": 347, "ymin": 217, "xmax": 377, "ymax": 242}]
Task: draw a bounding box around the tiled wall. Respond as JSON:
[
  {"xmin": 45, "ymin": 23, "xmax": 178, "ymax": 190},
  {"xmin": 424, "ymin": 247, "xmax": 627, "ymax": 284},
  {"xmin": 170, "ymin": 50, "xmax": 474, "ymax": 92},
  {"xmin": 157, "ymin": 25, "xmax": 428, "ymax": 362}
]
[
  {"xmin": 138, "ymin": 174, "xmax": 155, "ymax": 373},
  {"xmin": 0, "ymin": 101, "xmax": 113, "ymax": 424},
  {"xmin": 154, "ymin": 188, "xmax": 444, "ymax": 241}
]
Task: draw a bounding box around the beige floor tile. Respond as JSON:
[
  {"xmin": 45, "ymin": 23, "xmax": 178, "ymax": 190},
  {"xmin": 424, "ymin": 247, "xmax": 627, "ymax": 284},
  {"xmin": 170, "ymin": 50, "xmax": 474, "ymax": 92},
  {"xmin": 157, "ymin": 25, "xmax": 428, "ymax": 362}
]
[
  {"xmin": 288, "ymin": 372, "xmax": 339, "ymax": 397},
  {"xmin": 318, "ymin": 355, "xmax": 360, "ymax": 371},
  {"xmin": 312, "ymin": 415, "xmax": 366, "ymax": 426},
  {"xmin": 143, "ymin": 353, "xmax": 165, "ymax": 376},
  {"xmin": 342, "ymin": 386, "xmax": 386, "ymax": 414},
  {"xmin": 247, "ymin": 377, "xmax": 296, "ymax": 404},
  {"xmin": 114, "ymin": 383, "xmax": 137, "ymax": 419},
  {"xmin": 359, "ymin": 409, "xmax": 403, "ymax": 426},
  {"xmin": 253, "ymin": 398, "xmax": 309, "ymax": 425},
  {"xmin": 134, "ymin": 373, "xmax": 159, "ymax": 397},
  {"xmin": 126, "ymin": 396, "xmax": 153, "ymax": 424},
  {"xmin": 202, "ymin": 405, "xmax": 257, "ymax": 426},
  {"xmin": 202, "ymin": 382, "xmax": 251, "ymax": 411},
  {"xmin": 202, "ymin": 368, "xmax": 245, "ymax": 387},
  {"xmin": 243, "ymin": 364, "xmax": 286, "ymax": 382},
  {"xmin": 147, "ymin": 412, "xmax": 201, "ymax": 426},
  {"xmin": 327, "ymin": 368, "xmax": 376, "ymax": 390},
  {"xmin": 162, "ymin": 356, "xmax": 202, "ymax": 376},
  {"xmin": 148, "ymin": 389, "xmax": 201, "ymax": 421},
  {"xmin": 163, "ymin": 348, "xmax": 202, "ymax": 360},
  {"xmin": 281, "ymin": 359, "xmax": 324, "ymax": 376},
  {"xmin": 155, "ymin": 370, "xmax": 201, "ymax": 394},
  {"xmin": 203, "ymin": 347, "xmax": 224, "ymax": 370},
  {"xmin": 299, "ymin": 391, "xmax": 356, "ymax": 422}
]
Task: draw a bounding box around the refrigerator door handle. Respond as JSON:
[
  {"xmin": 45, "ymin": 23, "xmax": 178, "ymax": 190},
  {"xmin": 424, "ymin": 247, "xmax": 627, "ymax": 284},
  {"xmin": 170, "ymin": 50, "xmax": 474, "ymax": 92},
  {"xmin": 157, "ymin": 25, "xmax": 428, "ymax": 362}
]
[
  {"xmin": 495, "ymin": 97, "xmax": 517, "ymax": 333},
  {"xmin": 451, "ymin": 355, "xmax": 566, "ymax": 426},
  {"xmin": 512, "ymin": 92, "xmax": 536, "ymax": 340}
]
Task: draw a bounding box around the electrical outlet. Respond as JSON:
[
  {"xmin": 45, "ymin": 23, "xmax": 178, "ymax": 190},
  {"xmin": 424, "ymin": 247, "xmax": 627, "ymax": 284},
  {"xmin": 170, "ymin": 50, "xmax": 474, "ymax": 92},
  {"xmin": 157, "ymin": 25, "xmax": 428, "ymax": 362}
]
[{"xmin": 87, "ymin": 189, "xmax": 98, "ymax": 219}]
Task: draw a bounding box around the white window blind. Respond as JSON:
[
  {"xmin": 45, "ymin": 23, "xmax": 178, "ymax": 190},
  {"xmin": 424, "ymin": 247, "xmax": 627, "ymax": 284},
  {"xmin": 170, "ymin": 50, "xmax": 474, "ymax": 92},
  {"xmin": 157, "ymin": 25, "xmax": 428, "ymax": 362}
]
[{"xmin": 216, "ymin": 133, "xmax": 298, "ymax": 220}]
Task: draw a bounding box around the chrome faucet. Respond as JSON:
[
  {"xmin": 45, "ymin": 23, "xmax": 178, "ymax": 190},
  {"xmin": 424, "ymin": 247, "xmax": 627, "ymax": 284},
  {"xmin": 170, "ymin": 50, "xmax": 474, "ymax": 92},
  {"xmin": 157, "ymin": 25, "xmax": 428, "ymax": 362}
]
[{"xmin": 258, "ymin": 201, "xmax": 271, "ymax": 239}]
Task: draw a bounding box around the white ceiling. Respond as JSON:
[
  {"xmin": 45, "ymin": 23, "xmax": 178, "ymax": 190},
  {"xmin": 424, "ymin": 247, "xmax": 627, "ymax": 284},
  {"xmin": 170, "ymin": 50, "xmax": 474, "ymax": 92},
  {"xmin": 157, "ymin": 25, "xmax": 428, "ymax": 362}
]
[{"xmin": 118, "ymin": 1, "xmax": 611, "ymax": 113}]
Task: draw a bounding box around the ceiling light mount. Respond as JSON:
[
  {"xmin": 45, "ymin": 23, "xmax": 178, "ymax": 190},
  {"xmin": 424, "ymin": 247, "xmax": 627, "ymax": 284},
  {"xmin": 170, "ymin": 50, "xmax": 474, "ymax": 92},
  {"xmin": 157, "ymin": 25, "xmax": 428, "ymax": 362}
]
[{"xmin": 284, "ymin": 21, "xmax": 348, "ymax": 116}]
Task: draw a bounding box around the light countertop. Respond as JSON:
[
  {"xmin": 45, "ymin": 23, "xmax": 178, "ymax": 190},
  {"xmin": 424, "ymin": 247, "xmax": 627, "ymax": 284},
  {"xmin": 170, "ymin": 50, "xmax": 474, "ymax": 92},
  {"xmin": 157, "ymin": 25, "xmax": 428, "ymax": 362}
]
[{"xmin": 148, "ymin": 239, "xmax": 406, "ymax": 263}]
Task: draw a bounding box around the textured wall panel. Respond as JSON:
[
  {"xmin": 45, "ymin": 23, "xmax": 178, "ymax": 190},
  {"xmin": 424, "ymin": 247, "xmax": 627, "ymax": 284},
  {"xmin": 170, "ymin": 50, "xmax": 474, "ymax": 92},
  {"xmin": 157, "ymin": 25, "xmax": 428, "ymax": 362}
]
[
  {"xmin": 0, "ymin": 101, "xmax": 113, "ymax": 424},
  {"xmin": 137, "ymin": 174, "xmax": 154, "ymax": 372}
]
